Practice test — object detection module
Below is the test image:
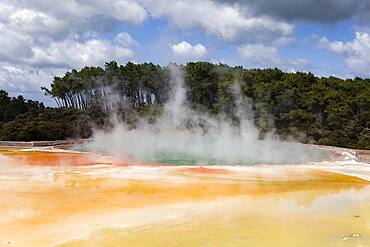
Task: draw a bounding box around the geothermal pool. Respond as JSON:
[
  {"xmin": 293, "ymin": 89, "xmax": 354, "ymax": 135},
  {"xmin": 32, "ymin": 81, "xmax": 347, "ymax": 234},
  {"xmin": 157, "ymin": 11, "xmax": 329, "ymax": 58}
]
[{"xmin": 1, "ymin": 146, "xmax": 370, "ymax": 247}]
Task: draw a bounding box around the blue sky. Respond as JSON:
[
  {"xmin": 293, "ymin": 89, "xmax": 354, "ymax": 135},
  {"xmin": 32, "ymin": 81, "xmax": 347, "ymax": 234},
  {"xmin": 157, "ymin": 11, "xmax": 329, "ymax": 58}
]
[{"xmin": 0, "ymin": 0, "xmax": 370, "ymax": 104}]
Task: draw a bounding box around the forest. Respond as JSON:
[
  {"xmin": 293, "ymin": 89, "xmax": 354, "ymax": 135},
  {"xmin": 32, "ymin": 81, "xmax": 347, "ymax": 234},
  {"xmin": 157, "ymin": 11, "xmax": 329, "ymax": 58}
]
[{"xmin": 0, "ymin": 61, "xmax": 369, "ymax": 149}]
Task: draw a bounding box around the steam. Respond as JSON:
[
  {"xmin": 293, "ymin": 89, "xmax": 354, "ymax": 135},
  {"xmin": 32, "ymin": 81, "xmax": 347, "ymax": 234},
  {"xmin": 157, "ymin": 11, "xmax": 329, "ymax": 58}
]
[{"xmin": 85, "ymin": 65, "xmax": 329, "ymax": 165}]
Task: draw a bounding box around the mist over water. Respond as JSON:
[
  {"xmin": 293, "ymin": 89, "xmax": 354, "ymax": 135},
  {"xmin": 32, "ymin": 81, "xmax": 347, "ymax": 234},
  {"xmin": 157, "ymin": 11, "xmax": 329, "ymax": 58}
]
[{"xmin": 84, "ymin": 65, "xmax": 330, "ymax": 165}]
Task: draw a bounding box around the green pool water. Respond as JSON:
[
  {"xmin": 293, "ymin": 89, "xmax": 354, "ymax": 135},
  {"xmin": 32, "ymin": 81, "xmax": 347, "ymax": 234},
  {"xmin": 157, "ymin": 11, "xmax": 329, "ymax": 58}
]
[{"xmin": 70, "ymin": 144, "xmax": 333, "ymax": 165}]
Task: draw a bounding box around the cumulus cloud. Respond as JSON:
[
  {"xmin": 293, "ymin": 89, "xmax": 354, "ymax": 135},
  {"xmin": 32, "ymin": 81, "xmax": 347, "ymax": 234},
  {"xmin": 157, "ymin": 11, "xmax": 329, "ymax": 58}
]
[
  {"xmin": 319, "ymin": 32, "xmax": 370, "ymax": 76},
  {"xmin": 0, "ymin": 0, "xmax": 144, "ymax": 98},
  {"xmin": 0, "ymin": 2, "xmax": 69, "ymax": 40},
  {"xmin": 0, "ymin": 24, "xmax": 34, "ymax": 62},
  {"xmin": 0, "ymin": 32, "xmax": 133, "ymax": 69},
  {"xmin": 2, "ymin": 0, "xmax": 147, "ymax": 38},
  {"xmin": 238, "ymin": 44, "xmax": 280, "ymax": 67},
  {"xmin": 0, "ymin": 1, "xmax": 142, "ymax": 66},
  {"xmin": 238, "ymin": 44, "xmax": 312, "ymax": 71},
  {"xmin": 115, "ymin": 32, "xmax": 138, "ymax": 47},
  {"xmin": 0, "ymin": 62, "xmax": 65, "ymax": 102},
  {"xmin": 142, "ymin": 0, "xmax": 293, "ymax": 45},
  {"xmin": 170, "ymin": 41, "xmax": 208, "ymax": 59},
  {"xmin": 30, "ymin": 35, "xmax": 134, "ymax": 68}
]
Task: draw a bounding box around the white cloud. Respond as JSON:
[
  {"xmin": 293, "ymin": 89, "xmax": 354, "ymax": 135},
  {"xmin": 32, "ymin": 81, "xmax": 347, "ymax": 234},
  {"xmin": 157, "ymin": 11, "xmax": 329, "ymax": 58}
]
[
  {"xmin": 0, "ymin": 30, "xmax": 133, "ymax": 69},
  {"xmin": 0, "ymin": 1, "xmax": 143, "ymax": 66},
  {"xmin": 142, "ymin": 0, "xmax": 293, "ymax": 45},
  {"xmin": 115, "ymin": 32, "xmax": 138, "ymax": 47},
  {"xmin": 0, "ymin": 1, "xmax": 143, "ymax": 72},
  {"xmin": 0, "ymin": 62, "xmax": 68, "ymax": 104},
  {"xmin": 0, "ymin": 62, "xmax": 64, "ymax": 94},
  {"xmin": 0, "ymin": 0, "xmax": 146, "ymax": 101},
  {"xmin": 8, "ymin": 7, "xmax": 66, "ymax": 37},
  {"xmin": 170, "ymin": 41, "xmax": 208, "ymax": 59},
  {"xmin": 238, "ymin": 44, "xmax": 312, "ymax": 71},
  {"xmin": 31, "ymin": 37, "xmax": 133, "ymax": 69},
  {"xmin": 6, "ymin": 0, "xmax": 147, "ymax": 36},
  {"xmin": 0, "ymin": 32, "xmax": 134, "ymax": 103},
  {"xmin": 319, "ymin": 32, "xmax": 370, "ymax": 76},
  {"xmin": 0, "ymin": 24, "xmax": 34, "ymax": 61},
  {"xmin": 238, "ymin": 44, "xmax": 280, "ymax": 67},
  {"xmin": 111, "ymin": 0, "xmax": 147, "ymax": 24}
]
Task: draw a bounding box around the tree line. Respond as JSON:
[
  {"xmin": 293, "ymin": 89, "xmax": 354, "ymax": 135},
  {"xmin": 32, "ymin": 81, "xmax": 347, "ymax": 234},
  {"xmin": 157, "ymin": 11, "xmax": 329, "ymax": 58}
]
[
  {"xmin": 0, "ymin": 61, "xmax": 369, "ymax": 149},
  {"xmin": 41, "ymin": 61, "xmax": 169, "ymax": 109},
  {"xmin": 0, "ymin": 90, "xmax": 106, "ymax": 141},
  {"xmin": 0, "ymin": 90, "xmax": 45, "ymax": 122}
]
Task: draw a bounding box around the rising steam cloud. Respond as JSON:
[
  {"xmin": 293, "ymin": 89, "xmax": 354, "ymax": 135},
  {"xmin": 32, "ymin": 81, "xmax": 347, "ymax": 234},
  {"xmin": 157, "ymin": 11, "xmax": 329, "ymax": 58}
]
[{"xmin": 85, "ymin": 65, "xmax": 329, "ymax": 165}]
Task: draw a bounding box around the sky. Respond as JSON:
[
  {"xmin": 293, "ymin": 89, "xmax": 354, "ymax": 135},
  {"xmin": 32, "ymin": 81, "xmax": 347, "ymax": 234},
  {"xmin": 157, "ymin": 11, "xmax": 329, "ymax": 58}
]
[{"xmin": 1, "ymin": 0, "xmax": 370, "ymax": 105}]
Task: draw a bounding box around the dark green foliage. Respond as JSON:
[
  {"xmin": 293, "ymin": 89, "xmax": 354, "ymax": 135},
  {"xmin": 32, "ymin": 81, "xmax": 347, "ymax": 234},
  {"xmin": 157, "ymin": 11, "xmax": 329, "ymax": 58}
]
[
  {"xmin": 41, "ymin": 62, "xmax": 170, "ymax": 109},
  {"xmin": 0, "ymin": 108, "xmax": 107, "ymax": 141},
  {"xmin": 1, "ymin": 62, "xmax": 369, "ymax": 149},
  {"xmin": 185, "ymin": 62, "xmax": 220, "ymax": 111},
  {"xmin": 0, "ymin": 90, "xmax": 44, "ymax": 122}
]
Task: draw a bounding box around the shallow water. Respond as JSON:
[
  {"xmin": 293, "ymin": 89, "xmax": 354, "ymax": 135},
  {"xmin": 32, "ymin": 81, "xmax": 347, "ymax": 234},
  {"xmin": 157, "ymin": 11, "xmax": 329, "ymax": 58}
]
[
  {"xmin": 72, "ymin": 143, "xmax": 333, "ymax": 165},
  {"xmin": 0, "ymin": 147, "xmax": 369, "ymax": 247},
  {"xmin": 60, "ymin": 188, "xmax": 370, "ymax": 247}
]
